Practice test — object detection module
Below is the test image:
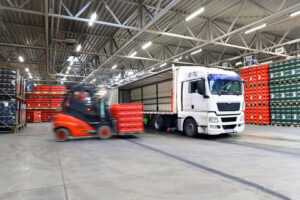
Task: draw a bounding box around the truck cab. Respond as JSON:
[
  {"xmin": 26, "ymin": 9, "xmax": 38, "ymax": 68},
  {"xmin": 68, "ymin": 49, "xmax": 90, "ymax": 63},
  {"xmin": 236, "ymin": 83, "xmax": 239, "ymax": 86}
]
[{"xmin": 176, "ymin": 67, "xmax": 245, "ymax": 136}]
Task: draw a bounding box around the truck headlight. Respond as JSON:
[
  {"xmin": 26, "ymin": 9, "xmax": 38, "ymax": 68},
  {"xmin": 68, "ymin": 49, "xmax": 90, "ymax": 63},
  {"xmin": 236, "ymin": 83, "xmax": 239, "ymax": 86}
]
[
  {"xmin": 208, "ymin": 117, "xmax": 219, "ymax": 123},
  {"xmin": 240, "ymin": 115, "xmax": 245, "ymax": 122}
]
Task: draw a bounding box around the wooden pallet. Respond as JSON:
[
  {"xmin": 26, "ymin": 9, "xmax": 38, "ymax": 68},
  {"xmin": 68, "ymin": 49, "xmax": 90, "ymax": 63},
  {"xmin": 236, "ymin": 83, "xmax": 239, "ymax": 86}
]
[
  {"xmin": 270, "ymin": 124, "xmax": 300, "ymax": 127},
  {"xmin": 270, "ymin": 79, "xmax": 300, "ymax": 84},
  {"xmin": 270, "ymin": 102, "xmax": 300, "ymax": 105},
  {"xmin": 246, "ymin": 103, "xmax": 270, "ymax": 106},
  {"xmin": 246, "ymin": 123, "xmax": 270, "ymax": 126}
]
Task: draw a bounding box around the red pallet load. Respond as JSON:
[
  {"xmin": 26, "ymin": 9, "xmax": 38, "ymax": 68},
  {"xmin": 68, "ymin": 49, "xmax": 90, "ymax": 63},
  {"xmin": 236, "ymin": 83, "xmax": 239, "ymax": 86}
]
[{"xmin": 110, "ymin": 103, "xmax": 144, "ymax": 134}]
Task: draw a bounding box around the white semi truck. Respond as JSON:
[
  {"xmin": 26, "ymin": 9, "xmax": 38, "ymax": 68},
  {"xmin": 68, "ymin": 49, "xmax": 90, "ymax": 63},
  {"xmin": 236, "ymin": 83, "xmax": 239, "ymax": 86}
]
[{"xmin": 110, "ymin": 66, "xmax": 245, "ymax": 136}]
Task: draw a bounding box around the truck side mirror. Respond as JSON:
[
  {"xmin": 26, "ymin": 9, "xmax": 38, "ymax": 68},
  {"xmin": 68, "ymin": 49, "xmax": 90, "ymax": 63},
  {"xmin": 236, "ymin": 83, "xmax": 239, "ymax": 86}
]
[
  {"xmin": 197, "ymin": 79, "xmax": 209, "ymax": 98},
  {"xmin": 242, "ymin": 80, "xmax": 247, "ymax": 86}
]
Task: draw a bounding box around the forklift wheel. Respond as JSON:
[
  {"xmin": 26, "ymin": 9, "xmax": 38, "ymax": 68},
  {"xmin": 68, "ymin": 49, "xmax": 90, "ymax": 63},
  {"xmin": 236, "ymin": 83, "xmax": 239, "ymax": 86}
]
[
  {"xmin": 97, "ymin": 125, "xmax": 112, "ymax": 139},
  {"xmin": 55, "ymin": 128, "xmax": 69, "ymax": 142}
]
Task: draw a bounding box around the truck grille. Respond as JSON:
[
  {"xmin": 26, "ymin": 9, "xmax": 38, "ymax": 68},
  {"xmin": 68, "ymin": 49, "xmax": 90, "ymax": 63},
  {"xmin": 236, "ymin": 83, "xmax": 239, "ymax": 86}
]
[
  {"xmin": 217, "ymin": 103, "xmax": 240, "ymax": 111},
  {"xmin": 221, "ymin": 117, "xmax": 237, "ymax": 122},
  {"xmin": 222, "ymin": 125, "xmax": 236, "ymax": 129}
]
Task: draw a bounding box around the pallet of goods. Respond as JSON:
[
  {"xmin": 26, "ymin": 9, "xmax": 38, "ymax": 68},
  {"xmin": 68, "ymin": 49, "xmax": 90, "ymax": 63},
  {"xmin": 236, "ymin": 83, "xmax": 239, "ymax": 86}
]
[
  {"xmin": 26, "ymin": 85, "xmax": 66, "ymax": 122},
  {"xmin": 240, "ymin": 64, "xmax": 270, "ymax": 125},
  {"xmin": 269, "ymin": 58, "xmax": 300, "ymax": 126},
  {"xmin": 0, "ymin": 67, "xmax": 26, "ymax": 133}
]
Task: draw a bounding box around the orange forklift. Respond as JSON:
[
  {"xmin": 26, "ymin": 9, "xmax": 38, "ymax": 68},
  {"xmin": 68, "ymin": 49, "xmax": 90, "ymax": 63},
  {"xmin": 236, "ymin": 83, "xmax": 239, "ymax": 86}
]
[{"xmin": 53, "ymin": 85, "xmax": 143, "ymax": 141}]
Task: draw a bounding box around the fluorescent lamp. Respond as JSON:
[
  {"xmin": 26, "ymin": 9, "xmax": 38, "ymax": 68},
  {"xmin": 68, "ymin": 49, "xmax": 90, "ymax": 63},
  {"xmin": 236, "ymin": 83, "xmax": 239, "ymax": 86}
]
[
  {"xmin": 68, "ymin": 66, "xmax": 71, "ymax": 70},
  {"xmin": 191, "ymin": 49, "xmax": 202, "ymax": 55},
  {"xmin": 185, "ymin": 7, "xmax": 204, "ymax": 21},
  {"xmin": 76, "ymin": 44, "xmax": 82, "ymax": 52},
  {"xmin": 67, "ymin": 56, "xmax": 79, "ymax": 62},
  {"xmin": 245, "ymin": 24, "xmax": 266, "ymax": 34},
  {"xmin": 160, "ymin": 63, "xmax": 167, "ymax": 67},
  {"xmin": 89, "ymin": 12, "xmax": 97, "ymax": 26},
  {"xmin": 129, "ymin": 51, "xmax": 137, "ymax": 57},
  {"xmin": 290, "ymin": 10, "xmax": 300, "ymax": 17},
  {"xmin": 142, "ymin": 41, "xmax": 152, "ymax": 49},
  {"xmin": 235, "ymin": 61, "xmax": 242, "ymax": 66},
  {"xmin": 18, "ymin": 56, "xmax": 24, "ymax": 62},
  {"xmin": 66, "ymin": 71, "xmax": 69, "ymax": 74},
  {"xmin": 112, "ymin": 65, "xmax": 117, "ymax": 69},
  {"xmin": 25, "ymin": 68, "xmax": 29, "ymax": 72}
]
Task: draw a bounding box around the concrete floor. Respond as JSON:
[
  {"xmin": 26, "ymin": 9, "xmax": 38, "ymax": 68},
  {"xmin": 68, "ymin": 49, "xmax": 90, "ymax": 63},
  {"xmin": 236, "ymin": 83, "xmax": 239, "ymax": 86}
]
[{"xmin": 1, "ymin": 124, "xmax": 300, "ymax": 200}]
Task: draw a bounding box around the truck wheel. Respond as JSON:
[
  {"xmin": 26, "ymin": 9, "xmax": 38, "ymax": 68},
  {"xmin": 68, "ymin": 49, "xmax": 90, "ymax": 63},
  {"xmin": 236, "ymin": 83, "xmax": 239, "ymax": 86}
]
[
  {"xmin": 55, "ymin": 128, "xmax": 69, "ymax": 142},
  {"xmin": 184, "ymin": 119, "xmax": 197, "ymax": 137},
  {"xmin": 153, "ymin": 115, "xmax": 164, "ymax": 131},
  {"xmin": 97, "ymin": 125, "xmax": 112, "ymax": 139}
]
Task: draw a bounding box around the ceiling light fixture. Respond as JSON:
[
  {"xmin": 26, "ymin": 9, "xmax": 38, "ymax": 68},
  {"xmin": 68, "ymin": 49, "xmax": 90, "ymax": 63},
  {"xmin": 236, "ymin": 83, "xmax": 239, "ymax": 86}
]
[
  {"xmin": 68, "ymin": 66, "xmax": 71, "ymax": 70},
  {"xmin": 245, "ymin": 24, "xmax": 266, "ymax": 34},
  {"xmin": 185, "ymin": 7, "xmax": 205, "ymax": 21},
  {"xmin": 142, "ymin": 41, "xmax": 152, "ymax": 49},
  {"xmin": 89, "ymin": 12, "xmax": 97, "ymax": 26},
  {"xmin": 25, "ymin": 68, "xmax": 29, "ymax": 72},
  {"xmin": 112, "ymin": 65, "xmax": 117, "ymax": 69},
  {"xmin": 18, "ymin": 56, "xmax": 24, "ymax": 62},
  {"xmin": 70, "ymin": 61, "xmax": 74, "ymax": 65},
  {"xmin": 290, "ymin": 10, "xmax": 300, "ymax": 17},
  {"xmin": 191, "ymin": 49, "xmax": 202, "ymax": 55},
  {"xmin": 66, "ymin": 71, "xmax": 69, "ymax": 74},
  {"xmin": 76, "ymin": 44, "xmax": 82, "ymax": 52},
  {"xmin": 129, "ymin": 51, "xmax": 137, "ymax": 57}
]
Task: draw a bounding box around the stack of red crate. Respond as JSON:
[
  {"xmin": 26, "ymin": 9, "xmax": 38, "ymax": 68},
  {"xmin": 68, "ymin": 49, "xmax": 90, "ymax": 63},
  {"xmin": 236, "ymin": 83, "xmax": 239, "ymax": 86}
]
[
  {"xmin": 26, "ymin": 85, "xmax": 66, "ymax": 123},
  {"xmin": 26, "ymin": 110, "xmax": 34, "ymax": 122},
  {"xmin": 240, "ymin": 64, "xmax": 270, "ymax": 124},
  {"xmin": 110, "ymin": 103, "xmax": 144, "ymax": 133}
]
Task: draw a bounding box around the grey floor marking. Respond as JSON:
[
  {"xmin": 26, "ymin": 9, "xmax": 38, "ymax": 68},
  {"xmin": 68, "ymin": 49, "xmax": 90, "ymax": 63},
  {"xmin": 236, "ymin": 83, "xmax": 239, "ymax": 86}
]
[{"xmin": 128, "ymin": 139, "xmax": 291, "ymax": 200}]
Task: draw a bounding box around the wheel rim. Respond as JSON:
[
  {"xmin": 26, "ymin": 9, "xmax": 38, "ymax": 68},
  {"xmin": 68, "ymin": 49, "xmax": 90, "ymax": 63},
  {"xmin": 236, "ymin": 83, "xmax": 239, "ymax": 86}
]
[
  {"xmin": 186, "ymin": 123, "xmax": 194, "ymax": 135},
  {"xmin": 100, "ymin": 129, "xmax": 109, "ymax": 137},
  {"xmin": 56, "ymin": 130, "xmax": 66, "ymax": 140}
]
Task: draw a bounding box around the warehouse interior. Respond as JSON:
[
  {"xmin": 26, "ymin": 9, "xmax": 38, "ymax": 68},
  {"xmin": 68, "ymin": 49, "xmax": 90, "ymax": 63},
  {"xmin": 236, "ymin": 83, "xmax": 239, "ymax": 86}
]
[{"xmin": 1, "ymin": 0, "xmax": 300, "ymax": 199}]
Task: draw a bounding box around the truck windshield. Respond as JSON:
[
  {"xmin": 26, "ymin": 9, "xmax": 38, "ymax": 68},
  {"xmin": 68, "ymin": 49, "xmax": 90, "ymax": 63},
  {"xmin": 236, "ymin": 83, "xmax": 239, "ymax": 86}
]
[{"xmin": 208, "ymin": 74, "xmax": 242, "ymax": 95}]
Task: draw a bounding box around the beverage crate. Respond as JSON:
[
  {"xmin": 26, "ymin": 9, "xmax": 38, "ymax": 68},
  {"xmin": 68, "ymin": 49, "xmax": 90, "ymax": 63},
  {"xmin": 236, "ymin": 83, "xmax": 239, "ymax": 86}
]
[
  {"xmin": 26, "ymin": 110, "xmax": 34, "ymax": 122},
  {"xmin": 33, "ymin": 111, "xmax": 41, "ymax": 122}
]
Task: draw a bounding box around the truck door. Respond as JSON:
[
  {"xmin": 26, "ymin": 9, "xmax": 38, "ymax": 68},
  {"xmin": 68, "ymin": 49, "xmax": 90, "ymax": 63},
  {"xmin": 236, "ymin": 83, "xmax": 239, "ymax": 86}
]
[
  {"xmin": 182, "ymin": 81, "xmax": 192, "ymax": 111},
  {"xmin": 189, "ymin": 80, "xmax": 208, "ymax": 112}
]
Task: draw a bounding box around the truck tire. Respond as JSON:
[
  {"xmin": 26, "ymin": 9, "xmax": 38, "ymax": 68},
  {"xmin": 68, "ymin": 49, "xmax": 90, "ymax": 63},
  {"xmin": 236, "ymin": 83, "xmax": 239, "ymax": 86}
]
[
  {"xmin": 97, "ymin": 125, "xmax": 112, "ymax": 139},
  {"xmin": 184, "ymin": 119, "xmax": 197, "ymax": 137},
  {"xmin": 153, "ymin": 115, "xmax": 164, "ymax": 131},
  {"xmin": 55, "ymin": 128, "xmax": 69, "ymax": 142}
]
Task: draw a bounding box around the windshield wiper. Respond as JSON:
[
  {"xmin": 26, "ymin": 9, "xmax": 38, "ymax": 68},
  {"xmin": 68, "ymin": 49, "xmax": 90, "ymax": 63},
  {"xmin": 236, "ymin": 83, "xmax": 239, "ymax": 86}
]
[{"xmin": 217, "ymin": 81, "xmax": 234, "ymax": 95}]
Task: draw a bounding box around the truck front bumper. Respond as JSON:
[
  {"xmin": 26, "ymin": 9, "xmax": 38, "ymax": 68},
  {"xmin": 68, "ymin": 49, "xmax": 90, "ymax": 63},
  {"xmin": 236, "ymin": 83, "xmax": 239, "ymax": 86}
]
[
  {"xmin": 204, "ymin": 123, "xmax": 244, "ymax": 135},
  {"xmin": 204, "ymin": 112, "xmax": 245, "ymax": 135}
]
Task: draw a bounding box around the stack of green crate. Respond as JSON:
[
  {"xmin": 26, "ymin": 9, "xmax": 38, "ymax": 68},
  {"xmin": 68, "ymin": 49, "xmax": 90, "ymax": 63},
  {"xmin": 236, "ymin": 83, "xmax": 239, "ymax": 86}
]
[{"xmin": 269, "ymin": 58, "xmax": 300, "ymax": 126}]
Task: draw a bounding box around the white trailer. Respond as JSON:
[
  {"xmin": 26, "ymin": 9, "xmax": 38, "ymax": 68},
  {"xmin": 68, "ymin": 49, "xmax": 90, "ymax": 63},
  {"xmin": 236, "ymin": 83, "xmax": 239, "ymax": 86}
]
[{"xmin": 111, "ymin": 66, "xmax": 245, "ymax": 136}]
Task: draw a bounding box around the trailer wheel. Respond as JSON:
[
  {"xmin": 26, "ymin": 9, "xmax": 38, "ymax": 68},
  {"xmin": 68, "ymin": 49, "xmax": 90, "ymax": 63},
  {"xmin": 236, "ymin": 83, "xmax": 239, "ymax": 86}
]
[
  {"xmin": 55, "ymin": 128, "xmax": 69, "ymax": 142},
  {"xmin": 153, "ymin": 115, "xmax": 164, "ymax": 131},
  {"xmin": 184, "ymin": 119, "xmax": 197, "ymax": 137},
  {"xmin": 97, "ymin": 125, "xmax": 112, "ymax": 139}
]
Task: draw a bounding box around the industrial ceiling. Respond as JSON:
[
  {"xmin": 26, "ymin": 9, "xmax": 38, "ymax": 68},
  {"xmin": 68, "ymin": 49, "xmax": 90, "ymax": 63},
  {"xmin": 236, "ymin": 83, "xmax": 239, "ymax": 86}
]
[{"xmin": 0, "ymin": 0, "xmax": 300, "ymax": 85}]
